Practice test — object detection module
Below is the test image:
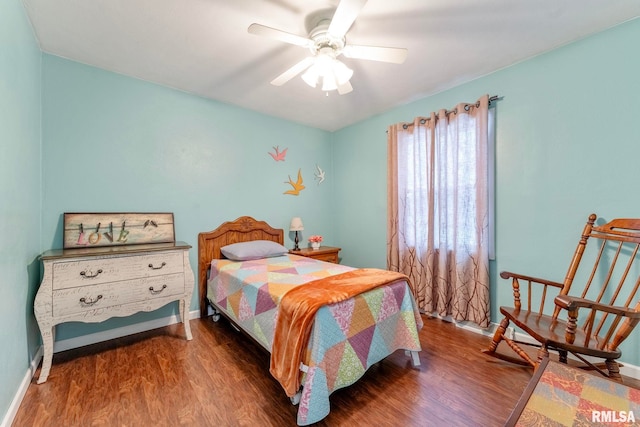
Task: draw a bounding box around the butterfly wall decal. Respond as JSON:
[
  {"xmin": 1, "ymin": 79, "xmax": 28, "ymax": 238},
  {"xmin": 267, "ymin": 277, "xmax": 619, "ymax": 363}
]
[
  {"xmin": 284, "ymin": 169, "xmax": 305, "ymax": 196},
  {"xmin": 268, "ymin": 145, "xmax": 288, "ymax": 161},
  {"xmin": 314, "ymin": 164, "xmax": 325, "ymax": 185}
]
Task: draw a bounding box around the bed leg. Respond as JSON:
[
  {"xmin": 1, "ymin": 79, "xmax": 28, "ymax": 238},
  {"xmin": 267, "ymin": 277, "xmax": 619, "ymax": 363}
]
[
  {"xmin": 211, "ymin": 307, "xmax": 221, "ymax": 322},
  {"xmin": 290, "ymin": 390, "xmax": 301, "ymax": 406},
  {"xmin": 406, "ymin": 350, "xmax": 421, "ymax": 367}
]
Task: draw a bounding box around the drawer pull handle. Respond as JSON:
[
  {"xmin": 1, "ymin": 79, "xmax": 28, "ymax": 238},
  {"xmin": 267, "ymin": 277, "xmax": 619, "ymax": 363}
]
[
  {"xmin": 79, "ymin": 295, "xmax": 103, "ymax": 306},
  {"xmin": 149, "ymin": 284, "xmax": 168, "ymax": 294},
  {"xmin": 80, "ymin": 269, "xmax": 103, "ymax": 279},
  {"xmin": 148, "ymin": 262, "xmax": 166, "ymax": 270}
]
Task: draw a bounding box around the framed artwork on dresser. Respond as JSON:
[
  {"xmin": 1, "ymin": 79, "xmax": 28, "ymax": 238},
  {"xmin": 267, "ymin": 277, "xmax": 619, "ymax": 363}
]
[{"xmin": 63, "ymin": 212, "xmax": 175, "ymax": 249}]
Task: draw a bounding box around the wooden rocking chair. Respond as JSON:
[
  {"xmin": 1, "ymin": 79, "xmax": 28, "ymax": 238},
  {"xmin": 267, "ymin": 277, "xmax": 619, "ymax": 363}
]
[{"xmin": 484, "ymin": 214, "xmax": 640, "ymax": 381}]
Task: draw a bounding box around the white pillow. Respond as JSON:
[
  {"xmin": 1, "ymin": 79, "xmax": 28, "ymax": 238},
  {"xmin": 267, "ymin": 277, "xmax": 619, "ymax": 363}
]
[{"xmin": 220, "ymin": 240, "xmax": 289, "ymax": 261}]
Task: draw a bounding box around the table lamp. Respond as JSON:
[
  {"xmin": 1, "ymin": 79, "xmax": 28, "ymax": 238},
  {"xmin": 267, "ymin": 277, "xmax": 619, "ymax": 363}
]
[{"xmin": 289, "ymin": 217, "xmax": 304, "ymax": 250}]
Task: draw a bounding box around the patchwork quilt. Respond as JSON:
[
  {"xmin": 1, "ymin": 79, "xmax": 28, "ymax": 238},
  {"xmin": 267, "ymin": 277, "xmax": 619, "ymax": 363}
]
[
  {"xmin": 208, "ymin": 254, "xmax": 423, "ymax": 425},
  {"xmin": 508, "ymin": 358, "xmax": 640, "ymax": 427}
]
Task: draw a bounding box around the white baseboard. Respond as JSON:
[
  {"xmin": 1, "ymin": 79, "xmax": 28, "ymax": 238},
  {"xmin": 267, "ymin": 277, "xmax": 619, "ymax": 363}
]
[
  {"xmin": 1, "ymin": 345, "xmax": 41, "ymax": 427},
  {"xmin": 2, "ymin": 309, "xmax": 200, "ymax": 427},
  {"xmin": 429, "ymin": 313, "xmax": 640, "ymax": 381}
]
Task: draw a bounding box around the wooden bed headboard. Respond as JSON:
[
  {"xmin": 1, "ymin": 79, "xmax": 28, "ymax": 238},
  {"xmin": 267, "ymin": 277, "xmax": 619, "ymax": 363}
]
[{"xmin": 197, "ymin": 216, "xmax": 284, "ymax": 318}]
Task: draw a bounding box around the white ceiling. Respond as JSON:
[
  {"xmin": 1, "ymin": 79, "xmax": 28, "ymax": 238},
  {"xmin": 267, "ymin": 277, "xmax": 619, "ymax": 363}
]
[{"xmin": 22, "ymin": 0, "xmax": 640, "ymax": 132}]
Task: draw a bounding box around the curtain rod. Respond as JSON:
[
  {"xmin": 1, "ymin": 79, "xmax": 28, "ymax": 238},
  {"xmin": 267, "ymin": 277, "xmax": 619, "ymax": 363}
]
[{"xmin": 391, "ymin": 94, "xmax": 501, "ymax": 130}]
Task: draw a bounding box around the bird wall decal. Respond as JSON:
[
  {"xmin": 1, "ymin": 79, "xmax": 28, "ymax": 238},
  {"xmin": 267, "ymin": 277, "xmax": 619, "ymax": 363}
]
[
  {"xmin": 314, "ymin": 164, "xmax": 325, "ymax": 185},
  {"xmin": 268, "ymin": 145, "xmax": 288, "ymax": 161},
  {"xmin": 284, "ymin": 169, "xmax": 305, "ymax": 196}
]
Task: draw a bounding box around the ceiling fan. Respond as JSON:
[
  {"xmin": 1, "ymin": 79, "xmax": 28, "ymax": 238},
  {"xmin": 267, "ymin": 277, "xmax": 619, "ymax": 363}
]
[{"xmin": 248, "ymin": 0, "xmax": 407, "ymax": 95}]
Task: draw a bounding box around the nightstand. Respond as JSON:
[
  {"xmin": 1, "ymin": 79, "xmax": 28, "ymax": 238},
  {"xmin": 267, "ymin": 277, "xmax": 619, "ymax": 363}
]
[{"xmin": 290, "ymin": 246, "xmax": 341, "ymax": 263}]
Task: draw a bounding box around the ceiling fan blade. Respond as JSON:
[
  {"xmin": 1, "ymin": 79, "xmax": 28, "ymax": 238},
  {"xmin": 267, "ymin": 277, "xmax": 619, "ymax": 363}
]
[
  {"xmin": 248, "ymin": 23, "xmax": 313, "ymax": 48},
  {"xmin": 328, "ymin": 0, "xmax": 368, "ymax": 39},
  {"xmin": 342, "ymin": 45, "xmax": 408, "ymax": 64},
  {"xmin": 337, "ymin": 80, "xmax": 353, "ymax": 95},
  {"xmin": 270, "ymin": 57, "xmax": 315, "ymax": 86}
]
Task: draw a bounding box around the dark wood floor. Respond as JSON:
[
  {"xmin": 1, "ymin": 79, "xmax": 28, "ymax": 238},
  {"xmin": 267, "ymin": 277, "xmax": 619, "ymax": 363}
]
[{"xmin": 12, "ymin": 315, "xmax": 637, "ymax": 427}]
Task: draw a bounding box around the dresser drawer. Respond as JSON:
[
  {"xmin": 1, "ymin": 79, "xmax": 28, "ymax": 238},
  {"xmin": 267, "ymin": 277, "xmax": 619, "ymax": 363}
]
[
  {"xmin": 52, "ymin": 273, "xmax": 185, "ymax": 317},
  {"xmin": 290, "ymin": 246, "xmax": 340, "ymax": 264},
  {"xmin": 313, "ymin": 253, "xmax": 339, "ymax": 263},
  {"xmin": 52, "ymin": 251, "xmax": 184, "ymax": 290}
]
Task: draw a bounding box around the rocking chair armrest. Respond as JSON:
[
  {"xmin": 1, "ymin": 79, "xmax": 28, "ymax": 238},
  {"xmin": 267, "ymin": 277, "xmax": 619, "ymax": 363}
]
[
  {"xmin": 554, "ymin": 295, "xmax": 640, "ymax": 319},
  {"xmin": 499, "ymin": 271, "xmax": 564, "ymax": 289}
]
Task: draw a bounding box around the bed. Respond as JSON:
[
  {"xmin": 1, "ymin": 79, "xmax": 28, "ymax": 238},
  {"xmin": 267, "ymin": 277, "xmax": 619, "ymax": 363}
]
[{"xmin": 197, "ymin": 216, "xmax": 423, "ymax": 425}]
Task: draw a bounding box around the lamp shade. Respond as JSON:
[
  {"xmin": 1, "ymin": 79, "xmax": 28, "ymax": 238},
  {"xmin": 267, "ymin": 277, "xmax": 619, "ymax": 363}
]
[{"xmin": 290, "ymin": 217, "xmax": 304, "ymax": 231}]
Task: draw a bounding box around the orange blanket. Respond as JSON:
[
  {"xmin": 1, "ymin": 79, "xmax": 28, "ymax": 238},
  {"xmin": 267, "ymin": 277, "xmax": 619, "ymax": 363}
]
[{"xmin": 269, "ymin": 268, "xmax": 410, "ymax": 397}]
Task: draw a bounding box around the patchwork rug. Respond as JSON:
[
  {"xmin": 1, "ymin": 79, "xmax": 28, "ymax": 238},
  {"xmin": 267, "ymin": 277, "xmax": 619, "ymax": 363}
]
[{"xmin": 506, "ymin": 358, "xmax": 640, "ymax": 426}]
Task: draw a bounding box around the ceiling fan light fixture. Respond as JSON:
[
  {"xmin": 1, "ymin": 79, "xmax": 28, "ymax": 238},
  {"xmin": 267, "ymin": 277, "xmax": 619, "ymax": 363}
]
[
  {"xmin": 301, "ymin": 54, "xmax": 353, "ymax": 92},
  {"xmin": 321, "ymin": 71, "xmax": 338, "ymax": 91},
  {"xmin": 301, "ymin": 64, "xmax": 320, "ymax": 87},
  {"xmin": 332, "ymin": 59, "xmax": 353, "ymax": 85}
]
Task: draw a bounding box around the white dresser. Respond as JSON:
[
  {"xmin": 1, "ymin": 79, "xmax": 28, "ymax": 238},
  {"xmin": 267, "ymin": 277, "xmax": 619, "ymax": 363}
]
[{"xmin": 34, "ymin": 241, "xmax": 194, "ymax": 384}]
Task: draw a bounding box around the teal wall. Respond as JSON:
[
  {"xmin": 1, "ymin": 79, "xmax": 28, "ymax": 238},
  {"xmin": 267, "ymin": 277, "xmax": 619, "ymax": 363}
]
[
  {"xmin": 333, "ymin": 18, "xmax": 640, "ymax": 367},
  {"xmin": 0, "ymin": 0, "xmax": 42, "ymax": 421},
  {"xmin": 42, "ymin": 54, "xmax": 336, "ymax": 340}
]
